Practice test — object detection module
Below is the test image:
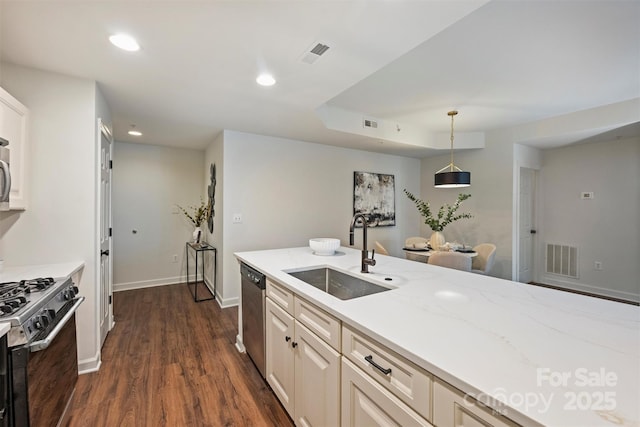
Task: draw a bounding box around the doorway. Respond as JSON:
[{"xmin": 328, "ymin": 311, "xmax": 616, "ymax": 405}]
[
  {"xmin": 517, "ymin": 167, "xmax": 537, "ymax": 283},
  {"xmin": 98, "ymin": 119, "xmax": 114, "ymax": 348}
]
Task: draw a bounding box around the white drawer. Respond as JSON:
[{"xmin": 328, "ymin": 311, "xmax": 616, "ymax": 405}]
[
  {"xmin": 433, "ymin": 379, "xmax": 519, "ymax": 427},
  {"xmin": 342, "ymin": 358, "xmax": 433, "ymax": 427},
  {"xmin": 266, "ymin": 279, "xmax": 294, "ymax": 315},
  {"xmin": 294, "ymin": 296, "xmax": 341, "ymax": 351},
  {"xmin": 342, "ymin": 325, "xmax": 432, "ymax": 420}
]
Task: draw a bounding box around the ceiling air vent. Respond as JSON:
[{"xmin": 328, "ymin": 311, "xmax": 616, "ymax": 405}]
[
  {"xmin": 363, "ymin": 118, "xmax": 378, "ymax": 129},
  {"xmin": 301, "ymin": 42, "xmax": 330, "ymax": 64}
]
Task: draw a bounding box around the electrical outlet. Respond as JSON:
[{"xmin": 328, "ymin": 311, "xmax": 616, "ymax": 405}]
[
  {"xmin": 594, "ymin": 261, "xmax": 602, "ymax": 270},
  {"xmin": 581, "ymin": 192, "xmax": 594, "ymax": 200},
  {"xmin": 172, "ymin": 254, "xmax": 178, "ymax": 263},
  {"xmin": 233, "ymin": 213, "xmax": 242, "ymax": 223}
]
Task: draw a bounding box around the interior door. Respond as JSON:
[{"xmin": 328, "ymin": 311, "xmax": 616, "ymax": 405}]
[
  {"xmin": 99, "ymin": 120, "xmax": 113, "ymax": 348},
  {"xmin": 518, "ymin": 167, "xmax": 536, "ymax": 283}
]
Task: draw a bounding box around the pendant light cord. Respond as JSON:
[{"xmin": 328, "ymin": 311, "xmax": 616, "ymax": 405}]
[
  {"xmin": 435, "ymin": 110, "xmax": 470, "ymax": 187},
  {"xmin": 449, "ymin": 112, "xmax": 455, "ymax": 172}
]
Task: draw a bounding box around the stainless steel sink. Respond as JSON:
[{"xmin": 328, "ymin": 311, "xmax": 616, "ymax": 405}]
[{"xmin": 287, "ymin": 267, "xmax": 392, "ymax": 300}]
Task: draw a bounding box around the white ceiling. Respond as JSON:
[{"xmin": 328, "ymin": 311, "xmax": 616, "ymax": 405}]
[{"xmin": 1, "ymin": 0, "xmax": 638, "ymax": 157}]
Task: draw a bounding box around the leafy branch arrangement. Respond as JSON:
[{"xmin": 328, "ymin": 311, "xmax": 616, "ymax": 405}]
[
  {"xmin": 404, "ymin": 190, "xmax": 472, "ymax": 232},
  {"xmin": 177, "ymin": 199, "xmax": 210, "ymax": 227}
]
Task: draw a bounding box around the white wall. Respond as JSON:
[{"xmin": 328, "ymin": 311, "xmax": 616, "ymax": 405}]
[
  {"xmin": 203, "ymin": 132, "xmax": 224, "ymax": 299},
  {"xmin": 0, "ymin": 63, "xmax": 102, "ymax": 369},
  {"xmin": 217, "ymin": 130, "xmax": 421, "ymax": 306},
  {"xmin": 539, "ymin": 136, "xmax": 640, "ymax": 302},
  {"xmin": 420, "ymin": 136, "xmax": 515, "ymax": 279},
  {"xmin": 420, "ymin": 128, "xmax": 640, "ymax": 302},
  {"xmin": 112, "ymin": 142, "xmax": 205, "ymax": 290}
]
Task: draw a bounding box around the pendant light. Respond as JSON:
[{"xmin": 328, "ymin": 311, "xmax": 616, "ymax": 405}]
[{"xmin": 434, "ymin": 110, "xmax": 471, "ymax": 188}]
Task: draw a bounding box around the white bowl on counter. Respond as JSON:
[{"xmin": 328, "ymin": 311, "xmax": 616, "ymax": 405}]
[{"xmin": 309, "ymin": 238, "xmax": 340, "ymax": 256}]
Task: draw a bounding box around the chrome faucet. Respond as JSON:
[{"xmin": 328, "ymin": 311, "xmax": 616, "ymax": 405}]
[{"xmin": 349, "ymin": 213, "xmax": 376, "ymax": 273}]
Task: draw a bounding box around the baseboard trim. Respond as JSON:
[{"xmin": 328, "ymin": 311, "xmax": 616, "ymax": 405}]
[
  {"xmin": 78, "ymin": 353, "xmax": 102, "ymax": 374},
  {"xmin": 114, "ymin": 277, "xmax": 183, "ymax": 292},
  {"xmin": 528, "ymin": 281, "xmax": 639, "ymax": 306},
  {"xmin": 216, "ymin": 294, "xmax": 239, "ymax": 309},
  {"xmin": 115, "ymin": 277, "xmax": 238, "ymax": 308},
  {"xmin": 235, "ymin": 334, "xmax": 246, "ymax": 353}
]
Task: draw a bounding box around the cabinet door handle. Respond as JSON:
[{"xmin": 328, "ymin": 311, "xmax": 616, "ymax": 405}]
[
  {"xmin": 285, "ymin": 336, "xmax": 291, "ymax": 342},
  {"xmin": 292, "ymin": 342, "xmax": 298, "ymax": 348},
  {"xmin": 364, "ymin": 355, "xmax": 392, "ymax": 375}
]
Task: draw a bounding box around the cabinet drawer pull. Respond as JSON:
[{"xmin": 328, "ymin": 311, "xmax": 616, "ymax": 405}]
[{"xmin": 364, "ymin": 355, "xmax": 392, "ymax": 375}]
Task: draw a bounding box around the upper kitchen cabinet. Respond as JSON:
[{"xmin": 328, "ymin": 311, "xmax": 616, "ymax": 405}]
[{"xmin": 0, "ymin": 86, "xmax": 29, "ymax": 210}]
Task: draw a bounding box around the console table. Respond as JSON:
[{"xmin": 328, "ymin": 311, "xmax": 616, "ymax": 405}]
[{"xmin": 185, "ymin": 242, "xmax": 216, "ymax": 302}]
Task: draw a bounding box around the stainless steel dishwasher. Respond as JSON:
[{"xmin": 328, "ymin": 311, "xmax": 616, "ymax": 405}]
[{"xmin": 241, "ymin": 262, "xmax": 266, "ymax": 378}]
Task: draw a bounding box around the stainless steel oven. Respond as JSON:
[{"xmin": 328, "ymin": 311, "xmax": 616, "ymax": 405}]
[
  {"xmin": 1, "ymin": 277, "xmax": 84, "ymax": 427},
  {"xmin": 0, "ymin": 335, "xmax": 8, "ymax": 427}
]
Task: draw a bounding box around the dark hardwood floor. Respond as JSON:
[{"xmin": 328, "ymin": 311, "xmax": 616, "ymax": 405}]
[{"xmin": 66, "ymin": 284, "xmax": 293, "ymax": 427}]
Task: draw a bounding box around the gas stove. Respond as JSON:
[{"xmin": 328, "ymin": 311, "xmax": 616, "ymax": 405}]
[
  {"xmin": 0, "ymin": 276, "xmax": 80, "ymax": 347},
  {"xmin": 2, "ymin": 274, "xmax": 84, "ymax": 427}
]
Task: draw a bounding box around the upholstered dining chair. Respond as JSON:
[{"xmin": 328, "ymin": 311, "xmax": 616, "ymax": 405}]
[
  {"xmin": 428, "ymin": 251, "xmax": 472, "ymax": 271},
  {"xmin": 404, "ymin": 236, "xmax": 429, "ymax": 261},
  {"xmin": 374, "ymin": 241, "xmax": 389, "ymax": 256},
  {"xmin": 471, "ymin": 243, "xmax": 497, "ymax": 275},
  {"xmin": 405, "ymin": 236, "xmax": 429, "ymax": 248}
]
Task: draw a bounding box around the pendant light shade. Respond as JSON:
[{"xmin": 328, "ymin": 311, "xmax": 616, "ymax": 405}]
[
  {"xmin": 434, "ymin": 110, "xmax": 471, "ymax": 188},
  {"xmin": 434, "ymin": 171, "xmax": 470, "ymax": 187}
]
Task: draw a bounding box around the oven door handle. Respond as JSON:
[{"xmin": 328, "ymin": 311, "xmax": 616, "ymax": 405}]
[{"xmin": 29, "ymin": 296, "xmax": 85, "ymax": 352}]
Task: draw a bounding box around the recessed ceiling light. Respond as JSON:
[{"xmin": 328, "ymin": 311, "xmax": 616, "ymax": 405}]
[
  {"xmin": 128, "ymin": 125, "xmax": 142, "ymax": 136},
  {"xmin": 109, "ymin": 34, "xmax": 140, "ymax": 52},
  {"xmin": 256, "ymin": 73, "xmax": 276, "ymax": 87}
]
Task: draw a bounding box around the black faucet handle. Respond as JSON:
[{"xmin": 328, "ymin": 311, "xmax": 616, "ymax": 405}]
[{"xmin": 364, "ymin": 249, "xmax": 377, "ymax": 268}]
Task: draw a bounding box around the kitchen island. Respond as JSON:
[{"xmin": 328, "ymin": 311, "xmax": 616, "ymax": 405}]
[{"xmin": 235, "ymin": 246, "xmax": 639, "ymax": 427}]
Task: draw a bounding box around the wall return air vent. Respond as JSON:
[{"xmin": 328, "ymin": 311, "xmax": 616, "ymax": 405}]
[{"xmin": 546, "ymin": 243, "xmax": 578, "ymax": 278}]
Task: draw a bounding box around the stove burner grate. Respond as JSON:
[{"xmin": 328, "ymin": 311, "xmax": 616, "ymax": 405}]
[
  {"xmin": 20, "ymin": 277, "xmax": 56, "ymax": 291},
  {"xmin": 0, "ymin": 277, "xmax": 55, "ymax": 317}
]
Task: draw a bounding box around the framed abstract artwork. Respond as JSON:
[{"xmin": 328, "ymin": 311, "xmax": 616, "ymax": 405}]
[{"xmin": 353, "ymin": 171, "xmax": 396, "ymax": 227}]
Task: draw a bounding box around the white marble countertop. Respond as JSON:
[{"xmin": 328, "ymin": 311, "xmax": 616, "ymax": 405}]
[
  {"xmin": 0, "ymin": 261, "xmax": 85, "ymax": 283},
  {"xmin": 235, "ymin": 246, "xmax": 640, "ymax": 427}
]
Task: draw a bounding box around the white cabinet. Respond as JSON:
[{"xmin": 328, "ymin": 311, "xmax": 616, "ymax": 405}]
[
  {"xmin": 341, "ymin": 326, "xmax": 433, "ymax": 426},
  {"xmin": 0, "ymin": 87, "xmax": 29, "ymax": 210},
  {"xmin": 266, "ymin": 295, "xmax": 341, "ymax": 426},
  {"xmin": 342, "ymin": 357, "xmax": 433, "ymax": 427},
  {"xmin": 294, "ymin": 319, "xmax": 340, "ymax": 427},
  {"xmin": 267, "ymin": 279, "xmax": 295, "ymax": 314},
  {"xmin": 294, "ymin": 296, "xmax": 341, "ymax": 351},
  {"xmin": 265, "ymin": 297, "xmax": 295, "ymax": 416},
  {"xmin": 342, "ymin": 326, "xmax": 432, "ymax": 420},
  {"xmin": 432, "ymin": 379, "xmax": 519, "ymax": 427}
]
